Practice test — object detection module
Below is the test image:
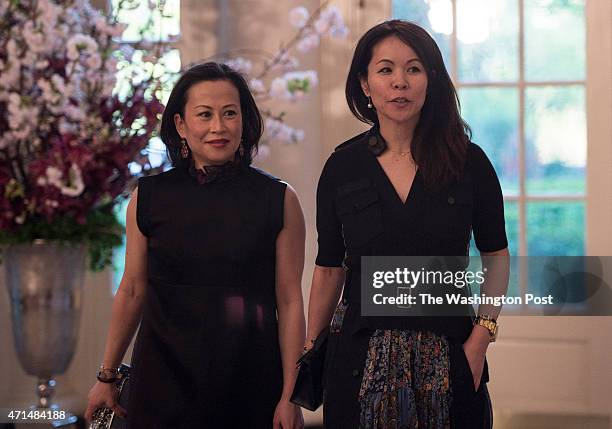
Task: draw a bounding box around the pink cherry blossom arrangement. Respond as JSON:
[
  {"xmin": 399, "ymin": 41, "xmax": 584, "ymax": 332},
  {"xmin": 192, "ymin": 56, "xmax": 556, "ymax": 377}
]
[
  {"xmin": 0, "ymin": 0, "xmax": 170, "ymax": 270},
  {"xmin": 0, "ymin": 0, "xmax": 347, "ymax": 270}
]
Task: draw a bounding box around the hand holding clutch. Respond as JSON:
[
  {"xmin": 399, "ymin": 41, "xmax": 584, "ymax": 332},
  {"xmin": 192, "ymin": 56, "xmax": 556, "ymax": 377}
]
[{"xmin": 290, "ymin": 327, "xmax": 329, "ymax": 411}]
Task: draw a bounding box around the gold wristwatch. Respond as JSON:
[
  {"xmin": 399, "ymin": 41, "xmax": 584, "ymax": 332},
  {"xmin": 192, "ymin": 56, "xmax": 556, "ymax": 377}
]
[{"xmin": 474, "ymin": 314, "xmax": 498, "ymax": 342}]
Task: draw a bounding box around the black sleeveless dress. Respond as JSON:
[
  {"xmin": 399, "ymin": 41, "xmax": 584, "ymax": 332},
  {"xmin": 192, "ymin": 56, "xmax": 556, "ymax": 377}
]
[{"xmin": 127, "ymin": 163, "xmax": 287, "ymax": 429}]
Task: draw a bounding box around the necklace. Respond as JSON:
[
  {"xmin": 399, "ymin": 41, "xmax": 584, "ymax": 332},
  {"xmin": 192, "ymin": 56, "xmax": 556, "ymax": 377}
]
[{"xmin": 388, "ymin": 150, "xmax": 411, "ymax": 157}]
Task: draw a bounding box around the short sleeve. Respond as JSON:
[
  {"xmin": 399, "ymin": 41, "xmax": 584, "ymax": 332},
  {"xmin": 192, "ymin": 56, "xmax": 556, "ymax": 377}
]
[
  {"xmin": 136, "ymin": 176, "xmax": 153, "ymax": 237},
  {"xmin": 470, "ymin": 144, "xmax": 509, "ymax": 253},
  {"xmin": 315, "ymin": 155, "xmax": 346, "ymax": 267}
]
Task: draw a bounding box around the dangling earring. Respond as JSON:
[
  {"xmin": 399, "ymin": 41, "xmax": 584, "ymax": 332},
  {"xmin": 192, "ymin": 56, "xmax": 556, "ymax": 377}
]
[
  {"xmin": 180, "ymin": 139, "xmax": 189, "ymax": 159},
  {"xmin": 238, "ymin": 139, "xmax": 245, "ymax": 158},
  {"xmin": 367, "ymin": 96, "xmax": 373, "ymax": 109}
]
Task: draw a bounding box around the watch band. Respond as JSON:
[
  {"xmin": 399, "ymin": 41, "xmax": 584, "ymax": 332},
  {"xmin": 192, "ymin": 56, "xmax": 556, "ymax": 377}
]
[{"xmin": 474, "ymin": 314, "xmax": 498, "ymax": 342}]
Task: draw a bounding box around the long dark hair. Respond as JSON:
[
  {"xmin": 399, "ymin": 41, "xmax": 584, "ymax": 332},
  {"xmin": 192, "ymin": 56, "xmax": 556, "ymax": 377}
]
[
  {"xmin": 346, "ymin": 20, "xmax": 471, "ymax": 188},
  {"xmin": 160, "ymin": 62, "xmax": 263, "ymax": 168}
]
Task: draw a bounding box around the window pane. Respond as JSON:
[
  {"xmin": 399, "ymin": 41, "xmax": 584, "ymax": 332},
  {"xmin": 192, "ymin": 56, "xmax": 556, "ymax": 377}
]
[
  {"xmin": 112, "ymin": 0, "xmax": 180, "ymax": 42},
  {"xmin": 525, "ymin": 86, "xmax": 586, "ymax": 195},
  {"xmin": 392, "ymin": 0, "xmax": 452, "ymax": 74},
  {"xmin": 460, "ymin": 87, "xmax": 519, "ymax": 196},
  {"xmin": 525, "ymin": 0, "xmax": 585, "ymax": 81},
  {"xmin": 112, "ymin": 198, "xmax": 129, "ymax": 294},
  {"xmin": 527, "ymin": 202, "xmax": 585, "ymax": 302},
  {"xmin": 527, "ymin": 202, "xmax": 584, "ymax": 256},
  {"xmin": 457, "ymin": 0, "xmax": 518, "ymax": 82}
]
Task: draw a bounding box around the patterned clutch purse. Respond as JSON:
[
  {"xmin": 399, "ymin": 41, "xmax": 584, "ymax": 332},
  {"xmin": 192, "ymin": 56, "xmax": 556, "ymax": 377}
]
[{"xmin": 89, "ymin": 364, "xmax": 131, "ymax": 429}]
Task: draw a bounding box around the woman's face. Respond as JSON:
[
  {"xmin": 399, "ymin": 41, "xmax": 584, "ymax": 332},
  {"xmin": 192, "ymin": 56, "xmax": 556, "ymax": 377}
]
[
  {"xmin": 174, "ymin": 79, "xmax": 242, "ymax": 167},
  {"xmin": 360, "ymin": 36, "xmax": 428, "ymax": 129}
]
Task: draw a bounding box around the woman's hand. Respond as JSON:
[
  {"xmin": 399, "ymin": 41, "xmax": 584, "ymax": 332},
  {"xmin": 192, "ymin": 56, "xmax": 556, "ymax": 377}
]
[
  {"xmin": 273, "ymin": 398, "xmax": 304, "ymax": 429},
  {"xmin": 462, "ymin": 325, "xmax": 490, "ymax": 390},
  {"xmin": 84, "ymin": 381, "xmax": 126, "ymax": 424}
]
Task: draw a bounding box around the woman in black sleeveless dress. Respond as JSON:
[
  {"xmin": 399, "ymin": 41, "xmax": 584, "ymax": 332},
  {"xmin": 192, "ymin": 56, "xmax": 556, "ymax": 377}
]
[
  {"xmin": 86, "ymin": 63, "xmax": 306, "ymax": 429},
  {"xmin": 305, "ymin": 21, "xmax": 509, "ymax": 428}
]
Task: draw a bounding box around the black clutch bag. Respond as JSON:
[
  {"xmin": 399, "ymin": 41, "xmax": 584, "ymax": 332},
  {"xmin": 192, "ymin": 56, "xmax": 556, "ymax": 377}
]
[
  {"xmin": 89, "ymin": 364, "xmax": 131, "ymax": 429},
  {"xmin": 290, "ymin": 327, "xmax": 329, "ymax": 411}
]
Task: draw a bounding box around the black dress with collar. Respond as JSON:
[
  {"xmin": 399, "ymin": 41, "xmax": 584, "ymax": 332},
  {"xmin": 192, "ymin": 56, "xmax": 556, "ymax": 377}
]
[
  {"xmin": 316, "ymin": 128, "xmax": 507, "ymax": 428},
  {"xmin": 127, "ymin": 163, "xmax": 287, "ymax": 429}
]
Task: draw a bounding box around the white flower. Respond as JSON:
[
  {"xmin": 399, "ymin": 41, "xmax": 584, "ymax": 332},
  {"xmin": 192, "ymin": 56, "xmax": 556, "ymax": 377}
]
[
  {"xmin": 85, "ymin": 53, "xmax": 102, "ymax": 70},
  {"xmin": 37, "ymin": 0, "xmax": 61, "ymax": 26},
  {"xmin": 330, "ymin": 25, "xmax": 349, "ymax": 39},
  {"xmin": 285, "ymin": 70, "xmax": 318, "ymax": 88},
  {"xmin": 23, "ymin": 21, "xmax": 46, "ymax": 53},
  {"xmin": 293, "ymin": 128, "xmax": 305, "ymax": 141},
  {"xmin": 297, "ymin": 33, "xmax": 320, "ymax": 53},
  {"xmin": 58, "ymin": 24, "xmax": 69, "ymax": 38},
  {"xmin": 94, "ymin": 16, "xmax": 107, "ymax": 33},
  {"xmin": 314, "ymin": 6, "xmax": 347, "ymax": 37},
  {"xmin": 58, "ymin": 118, "xmax": 77, "ymax": 135},
  {"xmin": 51, "ymin": 74, "xmax": 67, "ymax": 93},
  {"xmin": 7, "ymin": 93, "xmax": 26, "ymax": 129},
  {"xmin": 0, "ymin": 61, "xmax": 20, "ymax": 89},
  {"xmin": 66, "ymin": 45, "xmax": 80, "ymax": 61},
  {"xmin": 249, "ymin": 79, "xmax": 265, "ymax": 93},
  {"xmin": 289, "ymin": 7, "xmax": 309, "ymax": 29},
  {"xmin": 270, "ymin": 54, "xmax": 299, "ymax": 73},
  {"xmin": 65, "ymin": 105, "xmax": 86, "ymax": 122},
  {"xmin": 225, "ymin": 57, "xmax": 253, "ymax": 74},
  {"xmin": 38, "ymin": 78, "xmax": 61, "ymax": 104},
  {"xmin": 322, "ymin": 6, "xmax": 344, "ymax": 28},
  {"xmin": 255, "ymin": 144, "xmax": 271, "ymax": 161},
  {"xmin": 0, "ymin": 40, "xmax": 21, "ymax": 89},
  {"xmin": 66, "ymin": 34, "xmax": 98, "ymax": 61},
  {"xmin": 60, "ymin": 164, "xmax": 85, "ymax": 197},
  {"xmin": 45, "ymin": 166, "xmax": 63, "ymax": 188},
  {"xmin": 37, "ymin": 177, "xmax": 47, "ymax": 186},
  {"xmin": 314, "ymin": 17, "xmax": 331, "ymax": 35},
  {"xmin": 264, "ymin": 118, "xmax": 302, "ymax": 144},
  {"xmin": 269, "ymin": 77, "xmax": 291, "ymax": 100}
]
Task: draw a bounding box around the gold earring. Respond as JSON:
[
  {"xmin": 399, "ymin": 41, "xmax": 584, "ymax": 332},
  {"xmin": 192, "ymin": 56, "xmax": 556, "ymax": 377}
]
[{"xmin": 180, "ymin": 139, "xmax": 189, "ymax": 158}]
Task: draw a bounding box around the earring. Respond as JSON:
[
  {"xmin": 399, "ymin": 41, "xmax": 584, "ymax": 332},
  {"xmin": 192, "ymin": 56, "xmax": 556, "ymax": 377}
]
[
  {"xmin": 238, "ymin": 139, "xmax": 245, "ymax": 158},
  {"xmin": 180, "ymin": 139, "xmax": 189, "ymax": 159},
  {"xmin": 367, "ymin": 96, "xmax": 373, "ymax": 109}
]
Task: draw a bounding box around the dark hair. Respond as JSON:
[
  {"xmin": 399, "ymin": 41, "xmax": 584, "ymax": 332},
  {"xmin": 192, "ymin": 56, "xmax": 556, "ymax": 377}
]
[
  {"xmin": 160, "ymin": 62, "xmax": 263, "ymax": 168},
  {"xmin": 345, "ymin": 20, "xmax": 471, "ymax": 188}
]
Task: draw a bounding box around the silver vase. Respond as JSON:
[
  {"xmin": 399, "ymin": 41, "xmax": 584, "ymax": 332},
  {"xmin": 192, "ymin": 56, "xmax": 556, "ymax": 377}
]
[{"xmin": 4, "ymin": 239, "xmax": 85, "ymax": 419}]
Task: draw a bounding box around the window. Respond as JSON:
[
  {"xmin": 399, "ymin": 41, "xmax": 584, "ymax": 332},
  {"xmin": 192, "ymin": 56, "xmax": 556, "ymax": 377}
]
[
  {"xmin": 393, "ymin": 0, "xmax": 587, "ymax": 259},
  {"xmin": 111, "ymin": 0, "xmax": 182, "ymax": 291}
]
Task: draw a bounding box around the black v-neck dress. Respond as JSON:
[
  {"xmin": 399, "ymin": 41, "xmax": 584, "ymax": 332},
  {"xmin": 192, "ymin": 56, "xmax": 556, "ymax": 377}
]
[
  {"xmin": 127, "ymin": 164, "xmax": 287, "ymax": 429},
  {"xmin": 316, "ymin": 128, "xmax": 507, "ymax": 429}
]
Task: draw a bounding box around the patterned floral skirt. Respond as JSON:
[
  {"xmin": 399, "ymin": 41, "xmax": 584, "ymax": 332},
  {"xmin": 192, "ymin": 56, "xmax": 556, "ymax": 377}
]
[{"xmin": 357, "ymin": 330, "xmax": 452, "ymax": 429}]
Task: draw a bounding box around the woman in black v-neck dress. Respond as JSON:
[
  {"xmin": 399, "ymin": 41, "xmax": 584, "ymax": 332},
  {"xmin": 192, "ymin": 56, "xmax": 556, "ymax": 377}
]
[
  {"xmin": 305, "ymin": 21, "xmax": 509, "ymax": 429},
  {"xmin": 85, "ymin": 63, "xmax": 306, "ymax": 429}
]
